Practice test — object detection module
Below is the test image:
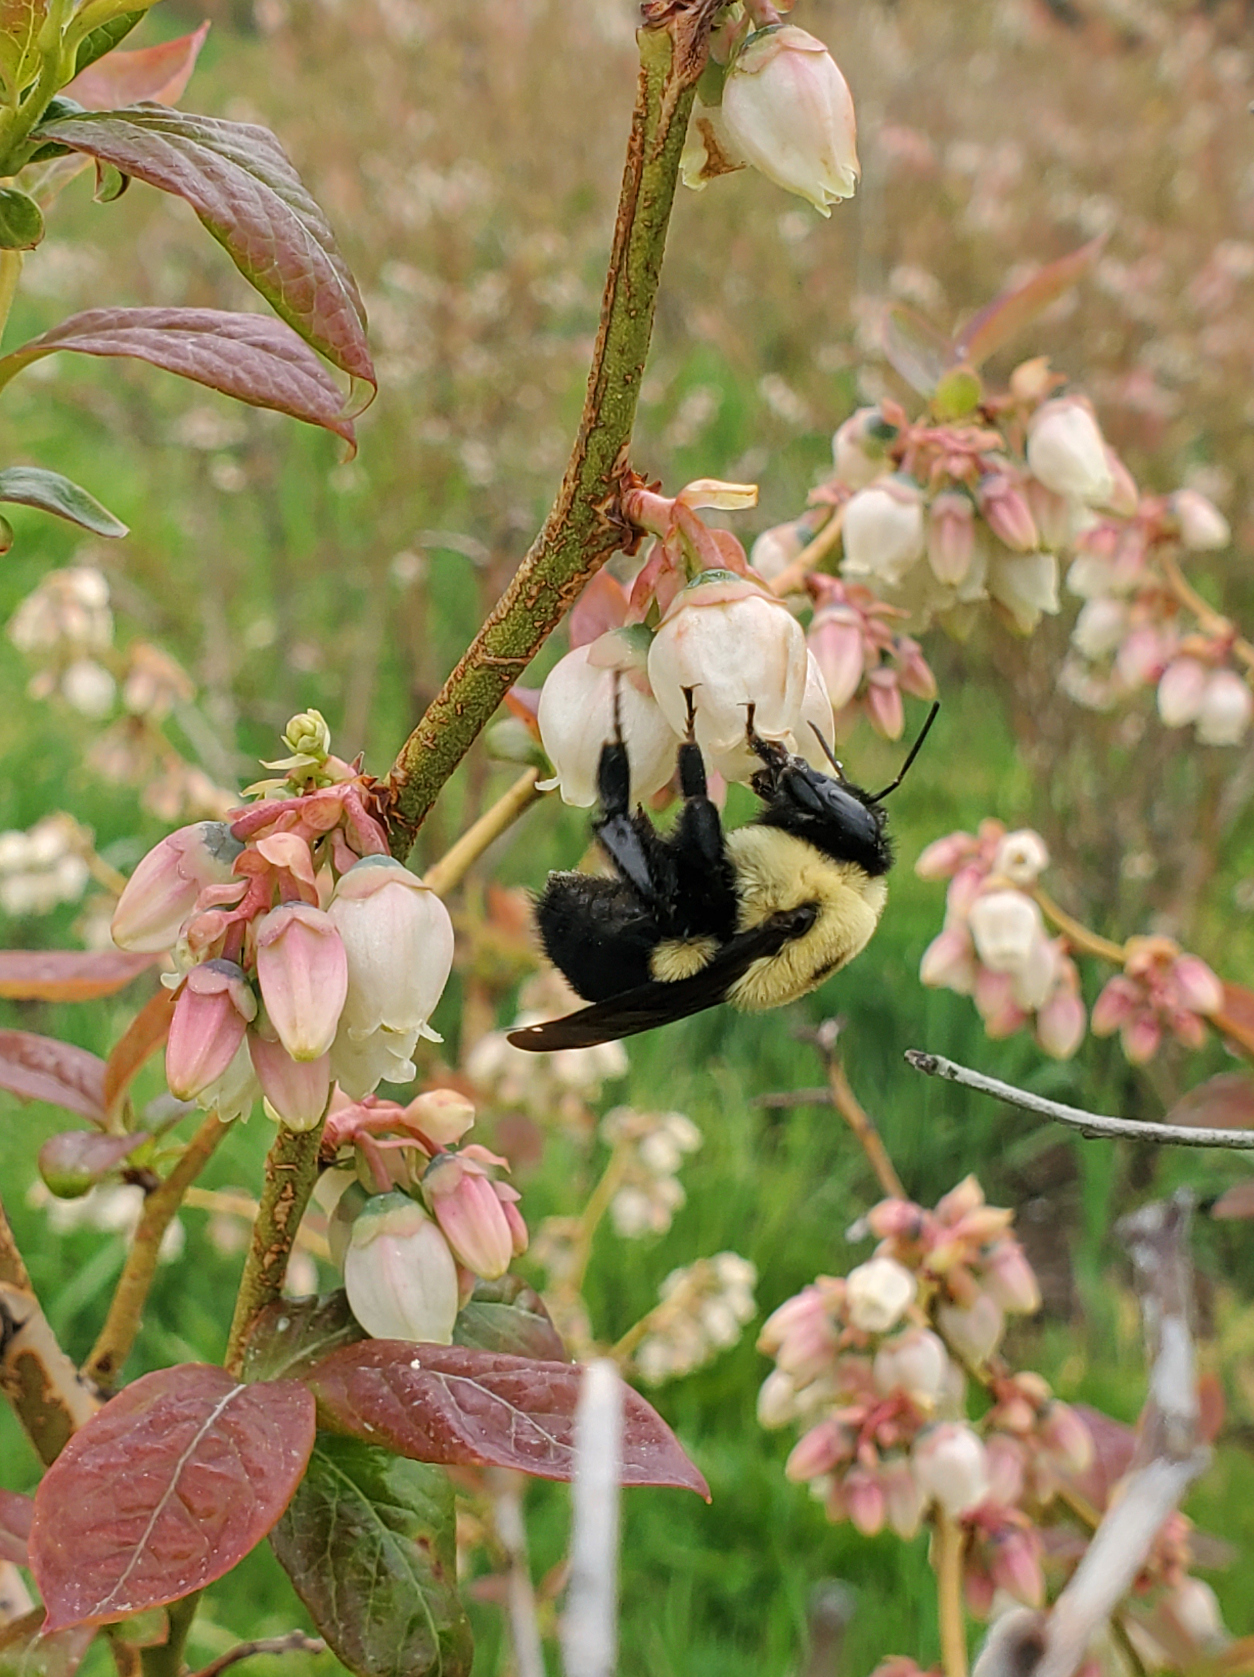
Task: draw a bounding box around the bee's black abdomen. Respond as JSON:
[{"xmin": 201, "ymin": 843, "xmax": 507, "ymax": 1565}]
[{"xmin": 535, "ymin": 872, "xmax": 658, "ymax": 1002}]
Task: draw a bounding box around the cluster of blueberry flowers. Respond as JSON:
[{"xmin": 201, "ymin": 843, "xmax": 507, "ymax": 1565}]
[
  {"xmin": 600, "ymin": 1105, "xmax": 704, "ymax": 1239},
  {"xmin": 916, "ymin": 819, "xmax": 1223, "ymax": 1064},
  {"xmin": 110, "ymin": 710, "xmax": 454, "ymax": 1130},
  {"xmin": 632, "ymin": 1252, "xmax": 758, "ymax": 1386},
  {"xmin": 315, "ymin": 1087, "xmax": 528, "ymax": 1347},
  {"xmin": 758, "ymin": 1177, "xmax": 1091, "ymax": 1616}
]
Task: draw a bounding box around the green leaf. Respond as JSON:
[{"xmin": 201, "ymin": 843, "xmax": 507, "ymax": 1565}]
[
  {"xmin": 92, "ymin": 161, "xmax": 129, "ymax": 203},
  {"xmin": 0, "ymin": 0, "xmax": 48, "ymax": 101},
  {"xmin": 270, "ymin": 1437, "xmax": 472, "ymax": 1677},
  {"xmin": 72, "ymin": 9, "xmax": 144, "ymax": 76},
  {"xmin": 0, "ymin": 466, "xmax": 128, "ymax": 535},
  {"xmin": 241, "ymin": 1291, "xmax": 366, "ymax": 1384},
  {"xmin": 0, "ymin": 188, "xmax": 43, "ymax": 250},
  {"xmin": 453, "ymin": 1275, "xmax": 568, "ymax": 1361}
]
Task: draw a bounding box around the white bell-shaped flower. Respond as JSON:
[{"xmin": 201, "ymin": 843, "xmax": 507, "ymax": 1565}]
[
  {"xmin": 327, "ymin": 857, "xmax": 454, "ymax": 1042},
  {"xmin": 538, "ymin": 632, "xmax": 678, "ymax": 808}
]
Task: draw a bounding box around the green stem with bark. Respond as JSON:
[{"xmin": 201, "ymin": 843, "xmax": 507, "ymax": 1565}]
[
  {"xmin": 386, "ymin": 21, "xmax": 701, "ymax": 855},
  {"xmin": 224, "ymin": 1122, "xmax": 324, "ymax": 1376}
]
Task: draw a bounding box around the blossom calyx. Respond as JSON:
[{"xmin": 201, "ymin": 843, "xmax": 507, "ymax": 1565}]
[{"xmin": 721, "ymin": 26, "xmax": 859, "ymax": 216}]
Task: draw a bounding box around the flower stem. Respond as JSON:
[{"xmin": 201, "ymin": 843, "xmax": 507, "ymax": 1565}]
[
  {"xmin": 224, "ymin": 1122, "xmax": 324, "ymax": 1376},
  {"xmin": 385, "ymin": 21, "xmax": 703, "ymax": 855},
  {"xmin": 934, "ymin": 1512, "xmax": 968, "ymax": 1677},
  {"xmin": 1030, "ymin": 886, "xmax": 1126, "ymax": 965},
  {"xmin": 422, "ymin": 768, "xmax": 543, "ymax": 898},
  {"xmin": 84, "ymin": 1111, "xmax": 231, "ymax": 1391},
  {"xmin": 823, "ymin": 1051, "xmax": 905, "ymax": 1199},
  {"xmin": 1158, "ymin": 550, "xmax": 1254, "ymax": 671}
]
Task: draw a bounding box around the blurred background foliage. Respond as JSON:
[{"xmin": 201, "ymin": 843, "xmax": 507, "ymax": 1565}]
[{"xmin": 3, "ymin": 0, "xmax": 1254, "ymax": 1671}]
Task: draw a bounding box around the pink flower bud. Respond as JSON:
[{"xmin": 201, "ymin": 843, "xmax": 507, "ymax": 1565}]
[
  {"xmin": 166, "ymin": 959, "xmax": 256, "ymax": 1101},
  {"xmin": 1035, "ymin": 984, "xmax": 1086, "ymax": 1060},
  {"xmin": 1157, "ymin": 657, "xmax": 1209, "ymax": 727},
  {"xmin": 919, "ymin": 926, "xmax": 978, "ymax": 995},
  {"xmin": 977, "ymin": 475, "xmax": 1038, "ymax": 553},
  {"xmin": 912, "ymin": 1423, "xmax": 991, "ymax": 1517},
  {"xmin": 846, "ymin": 1255, "xmax": 917, "ymax": 1333},
  {"xmin": 1071, "ymin": 597, "xmax": 1128, "ymax": 660},
  {"xmin": 404, "ymin": 1088, "xmax": 475, "ymax": 1147},
  {"xmin": 757, "ymin": 1368, "xmax": 798, "ymax": 1429},
  {"xmin": 1090, "ymin": 973, "xmax": 1138, "ymax": 1036},
  {"xmin": 721, "ymin": 26, "xmax": 859, "ymax": 216},
  {"xmin": 1116, "ymin": 624, "xmax": 1172, "ymax": 689},
  {"xmin": 646, "ymin": 574, "xmax": 807, "ymax": 767},
  {"xmin": 1025, "ymin": 477, "xmax": 1076, "ymax": 550},
  {"xmin": 937, "ymin": 1293, "xmax": 1005, "ymax": 1364},
  {"xmin": 423, "ymin": 1153, "xmax": 515, "ymax": 1280},
  {"xmin": 1171, "ymin": 954, "xmax": 1223, "ymax": 1016},
  {"xmin": 111, "ymin": 822, "xmax": 243, "ymax": 953},
  {"xmin": 988, "ymin": 1527, "xmax": 1044, "ymax": 1607},
  {"xmin": 832, "ymin": 408, "xmax": 892, "ymax": 488},
  {"xmin": 981, "ymin": 1241, "xmax": 1041, "ymax": 1315},
  {"xmin": 927, "ymin": 492, "xmax": 976, "ymax": 585},
  {"xmin": 1100, "ymin": 449, "xmax": 1139, "ymax": 518},
  {"xmin": 842, "ymin": 480, "xmax": 925, "ymax": 587},
  {"xmin": 1196, "ymin": 669, "xmax": 1253, "ymax": 746},
  {"xmin": 1026, "ymin": 399, "xmax": 1114, "ymax": 506},
  {"xmin": 255, "ymin": 903, "xmax": 348, "ymax": 1062},
  {"xmin": 249, "ymin": 1030, "xmax": 331, "ymax": 1132},
  {"xmin": 915, "ymin": 831, "xmax": 978, "ymax": 880},
  {"xmin": 881, "ymin": 1455, "xmax": 926, "ymax": 1539},
  {"xmin": 984, "ymin": 1434, "xmax": 1026, "ymax": 1506},
  {"xmin": 1173, "ymin": 489, "xmax": 1230, "ymax": 551},
  {"xmin": 968, "ymin": 890, "xmax": 1045, "ymax": 974},
  {"xmin": 343, "ymin": 1190, "xmax": 459, "ymax": 1344},
  {"xmin": 844, "ymin": 1466, "xmax": 886, "ymax": 1536},
  {"xmin": 328, "ymin": 857, "xmax": 454, "ymax": 1041},
  {"xmin": 865, "ymin": 667, "xmax": 905, "ymax": 740},
  {"xmin": 786, "ymin": 1419, "xmax": 847, "ymax": 1482},
  {"xmin": 1038, "ymin": 1401, "xmax": 1093, "ymax": 1474},
  {"xmin": 797, "ymin": 651, "xmax": 836, "ymax": 769},
  {"xmin": 1124, "ymin": 1012, "xmax": 1164, "ymax": 1065},
  {"xmin": 537, "ymin": 635, "xmax": 677, "ymax": 807},
  {"xmin": 808, "ymin": 607, "xmax": 865, "ymax": 709}
]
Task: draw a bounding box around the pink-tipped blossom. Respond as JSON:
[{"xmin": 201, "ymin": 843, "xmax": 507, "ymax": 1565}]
[
  {"xmin": 833, "ymin": 408, "xmax": 893, "ymax": 488},
  {"xmin": 845, "ymin": 1255, "xmax": 917, "ymax": 1333},
  {"xmin": 873, "ymin": 1327, "xmax": 949, "ymax": 1404},
  {"xmin": 977, "ymin": 475, "xmax": 1038, "ymax": 553},
  {"xmin": 343, "ymin": 1190, "xmax": 460, "ymax": 1344},
  {"xmin": 1026, "ymin": 399, "xmax": 1114, "ymax": 506},
  {"xmin": 865, "ymin": 666, "xmax": 906, "ymax": 740},
  {"xmin": 915, "ymin": 831, "xmax": 982, "ymax": 881},
  {"xmin": 166, "ymin": 959, "xmax": 256, "ymax": 1101},
  {"xmin": 422, "ymin": 1151, "xmax": 517, "ymax": 1281},
  {"xmin": 919, "ymin": 924, "xmax": 978, "ymax": 994},
  {"xmin": 881, "ymin": 1455, "xmax": 926, "ymax": 1539},
  {"xmin": 937, "ymin": 1294, "xmax": 1005, "ymax": 1365},
  {"xmin": 808, "ymin": 604, "xmax": 866, "ymax": 709},
  {"xmin": 987, "ymin": 551, "xmax": 1060, "ymax": 634},
  {"xmin": 537, "ymin": 633, "xmax": 677, "ymax": 807},
  {"xmin": 1035, "ymin": 964, "xmax": 1086, "ymax": 1060},
  {"xmin": 1091, "ymin": 936, "xmax": 1221, "ymax": 1063},
  {"xmin": 249, "ymin": 1031, "xmax": 331, "ymax": 1132},
  {"xmin": 987, "ymin": 1525, "xmax": 1045, "ymax": 1608},
  {"xmin": 720, "ymin": 26, "xmax": 859, "ymax": 216},
  {"xmin": 254, "ymin": 902, "xmax": 347, "ymax": 1062},
  {"xmin": 1071, "ymin": 596, "xmax": 1128, "ymax": 660},
  {"xmin": 926, "ymin": 492, "xmax": 976, "ymax": 585},
  {"xmin": 1196, "ymin": 669, "xmax": 1253, "ymax": 745},
  {"xmin": 328, "ymin": 857, "xmax": 454, "ymax": 1042},
  {"xmin": 1173, "ymin": 489, "xmax": 1230, "ymax": 551},
  {"xmin": 646, "ymin": 573, "xmax": 807, "ymax": 772},
  {"xmin": 404, "ymin": 1088, "xmax": 476, "ymax": 1147},
  {"xmin": 111, "ymin": 821, "xmax": 244, "ymax": 953},
  {"xmin": 844, "ymin": 1466, "xmax": 887, "ymax": 1536},
  {"xmin": 842, "ymin": 480, "xmax": 925, "ymax": 588},
  {"xmin": 912, "ymin": 1422, "xmax": 991, "ymax": 1517},
  {"xmin": 1157, "ymin": 657, "xmax": 1209, "ymax": 727}
]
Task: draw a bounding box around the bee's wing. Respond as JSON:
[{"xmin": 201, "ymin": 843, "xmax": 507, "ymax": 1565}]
[{"xmin": 506, "ymin": 906, "xmax": 815, "ymax": 1050}]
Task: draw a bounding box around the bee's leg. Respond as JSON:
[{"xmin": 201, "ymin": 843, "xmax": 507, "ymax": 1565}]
[
  {"xmin": 676, "ymin": 686, "xmax": 709, "ymax": 802},
  {"xmin": 671, "ymin": 688, "xmax": 728, "ymax": 873},
  {"xmin": 593, "ymin": 693, "xmax": 666, "ymax": 901},
  {"xmin": 742, "ymin": 700, "xmax": 793, "ymax": 801}
]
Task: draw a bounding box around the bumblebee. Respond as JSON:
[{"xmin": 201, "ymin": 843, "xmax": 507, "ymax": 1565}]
[{"xmin": 507, "ymin": 694, "xmax": 938, "ymax": 1051}]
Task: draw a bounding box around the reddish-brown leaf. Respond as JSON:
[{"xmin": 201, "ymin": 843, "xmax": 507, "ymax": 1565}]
[
  {"xmin": 30, "ymin": 1365, "xmax": 316, "ymax": 1630},
  {"xmin": 0, "ymin": 1032, "xmax": 107, "ymax": 1123},
  {"xmin": 0, "ymin": 1488, "xmax": 34, "ymax": 1564},
  {"xmin": 954, "ymin": 235, "xmax": 1107, "ymax": 369},
  {"xmin": 879, "ymin": 304, "xmax": 955, "ymax": 396},
  {"xmin": 36, "ymin": 107, "xmax": 373, "ymax": 388},
  {"xmin": 65, "ymin": 22, "xmax": 210, "ymax": 109},
  {"xmin": 103, "ymin": 988, "xmax": 176, "ymax": 1124},
  {"xmin": 0, "ymin": 948, "xmax": 157, "ymax": 1001},
  {"xmin": 306, "ymin": 1342, "xmax": 709, "ymax": 1497},
  {"xmin": 1211, "ymin": 1181, "xmax": 1254, "ymax": 1221},
  {"xmin": 3, "ymin": 309, "xmax": 357, "ymax": 447},
  {"xmin": 1212, "ymin": 983, "xmax": 1254, "ymax": 1062},
  {"xmin": 0, "ymin": 1609, "xmax": 95, "ymax": 1677},
  {"xmin": 1164, "ymin": 1072, "xmax": 1254, "ymax": 1132}
]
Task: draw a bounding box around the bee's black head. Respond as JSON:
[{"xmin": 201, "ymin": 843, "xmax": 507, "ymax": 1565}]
[{"xmin": 752, "ymin": 754, "xmax": 893, "ymax": 877}]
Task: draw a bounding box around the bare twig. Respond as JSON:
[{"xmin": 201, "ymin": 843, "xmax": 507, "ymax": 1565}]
[
  {"xmin": 489, "ymin": 1471, "xmax": 547, "ymax": 1677},
  {"xmin": 807, "ymin": 1021, "xmax": 906, "ymax": 1197},
  {"xmin": 185, "ymin": 1631, "xmax": 327, "ymax": 1677},
  {"xmin": 904, "ymin": 1050, "xmax": 1254, "ymax": 1150},
  {"xmin": 422, "ymin": 768, "xmax": 544, "ymax": 898}
]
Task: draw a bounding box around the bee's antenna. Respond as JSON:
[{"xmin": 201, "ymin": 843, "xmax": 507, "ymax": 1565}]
[
  {"xmin": 867, "ymin": 700, "xmax": 940, "ymax": 802},
  {"xmin": 808, "ymin": 723, "xmax": 847, "ymax": 781},
  {"xmin": 611, "ymin": 672, "xmax": 624, "ymax": 744}
]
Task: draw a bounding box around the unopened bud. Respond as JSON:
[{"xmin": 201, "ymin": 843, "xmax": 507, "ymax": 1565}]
[
  {"xmin": 343, "ymin": 1190, "xmax": 459, "ymax": 1344},
  {"xmin": 912, "ymin": 1422, "xmax": 991, "ymax": 1517},
  {"xmin": 846, "ymin": 1255, "xmax": 916, "ymax": 1334}
]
